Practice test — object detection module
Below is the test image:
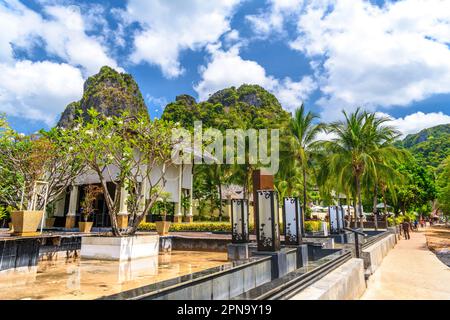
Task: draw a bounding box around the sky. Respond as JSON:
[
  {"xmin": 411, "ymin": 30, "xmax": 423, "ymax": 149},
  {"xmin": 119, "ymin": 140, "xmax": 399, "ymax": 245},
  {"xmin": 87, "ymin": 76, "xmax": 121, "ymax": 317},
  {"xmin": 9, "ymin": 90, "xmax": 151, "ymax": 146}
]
[{"xmin": 1, "ymin": 0, "xmax": 450, "ymax": 137}]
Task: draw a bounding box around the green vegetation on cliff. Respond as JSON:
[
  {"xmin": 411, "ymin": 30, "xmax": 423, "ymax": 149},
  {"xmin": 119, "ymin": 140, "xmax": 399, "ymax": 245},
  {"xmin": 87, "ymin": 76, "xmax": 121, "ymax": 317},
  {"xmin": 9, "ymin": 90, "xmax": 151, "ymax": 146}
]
[
  {"xmin": 162, "ymin": 84, "xmax": 291, "ymax": 130},
  {"xmin": 57, "ymin": 66, "xmax": 148, "ymax": 128},
  {"xmin": 399, "ymin": 124, "xmax": 450, "ymax": 169}
]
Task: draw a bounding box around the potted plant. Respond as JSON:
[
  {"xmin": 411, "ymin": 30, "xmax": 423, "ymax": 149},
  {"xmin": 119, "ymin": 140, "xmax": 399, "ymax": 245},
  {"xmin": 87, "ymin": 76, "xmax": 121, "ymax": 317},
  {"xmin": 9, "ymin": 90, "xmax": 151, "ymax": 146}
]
[
  {"xmin": 155, "ymin": 191, "xmax": 172, "ymax": 236},
  {"xmin": 78, "ymin": 185, "xmax": 102, "ymax": 233},
  {"xmin": 0, "ymin": 205, "xmax": 11, "ymax": 230},
  {"xmin": 45, "ymin": 203, "xmax": 56, "ymax": 228},
  {"xmin": 0, "ymin": 115, "xmax": 83, "ymax": 236}
]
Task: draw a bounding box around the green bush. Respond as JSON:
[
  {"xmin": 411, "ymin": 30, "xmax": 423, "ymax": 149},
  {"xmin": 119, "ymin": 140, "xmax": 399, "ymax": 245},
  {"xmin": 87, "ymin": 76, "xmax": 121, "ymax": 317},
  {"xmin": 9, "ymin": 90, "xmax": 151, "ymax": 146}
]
[
  {"xmin": 139, "ymin": 220, "xmax": 323, "ymax": 233},
  {"xmin": 0, "ymin": 206, "xmax": 12, "ymax": 221},
  {"xmin": 305, "ymin": 220, "xmax": 322, "ymax": 232},
  {"xmin": 193, "ymin": 215, "xmax": 230, "ymax": 222},
  {"xmin": 138, "ymin": 221, "xmax": 234, "ymax": 232}
]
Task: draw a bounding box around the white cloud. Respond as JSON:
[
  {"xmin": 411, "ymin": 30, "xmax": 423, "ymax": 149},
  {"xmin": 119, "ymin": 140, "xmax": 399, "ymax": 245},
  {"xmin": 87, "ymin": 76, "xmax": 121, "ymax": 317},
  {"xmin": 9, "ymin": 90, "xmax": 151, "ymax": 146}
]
[
  {"xmin": 0, "ymin": 1, "xmax": 121, "ymax": 125},
  {"xmin": 40, "ymin": 5, "xmax": 120, "ymax": 75},
  {"xmin": 377, "ymin": 111, "xmax": 450, "ymax": 137},
  {"xmin": 287, "ymin": 0, "xmax": 450, "ymax": 120},
  {"xmin": 194, "ymin": 44, "xmax": 316, "ymax": 110},
  {"xmin": 246, "ymin": 0, "xmax": 304, "ymax": 36},
  {"xmin": 0, "ymin": 1, "xmax": 119, "ymax": 75},
  {"xmin": 0, "ymin": 60, "xmax": 84, "ymax": 125},
  {"xmin": 126, "ymin": 0, "xmax": 240, "ymax": 78}
]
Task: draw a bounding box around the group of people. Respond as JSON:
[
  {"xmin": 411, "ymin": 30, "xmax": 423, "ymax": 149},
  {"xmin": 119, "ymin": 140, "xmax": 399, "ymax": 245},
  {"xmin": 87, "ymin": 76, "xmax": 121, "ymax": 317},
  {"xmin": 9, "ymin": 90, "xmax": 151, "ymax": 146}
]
[{"xmin": 400, "ymin": 218, "xmax": 432, "ymax": 240}]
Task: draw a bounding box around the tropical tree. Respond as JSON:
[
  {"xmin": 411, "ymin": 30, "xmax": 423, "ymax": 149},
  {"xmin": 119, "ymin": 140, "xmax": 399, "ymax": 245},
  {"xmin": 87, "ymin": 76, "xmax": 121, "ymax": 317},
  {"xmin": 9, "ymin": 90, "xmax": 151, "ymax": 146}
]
[
  {"xmin": 389, "ymin": 160, "xmax": 437, "ymax": 217},
  {"xmin": 0, "ymin": 114, "xmax": 83, "ymax": 211},
  {"xmin": 322, "ymin": 108, "xmax": 402, "ymax": 228},
  {"xmin": 67, "ymin": 109, "xmax": 176, "ymax": 236},
  {"xmin": 288, "ymin": 104, "xmax": 324, "ymax": 223},
  {"xmin": 437, "ymin": 156, "xmax": 450, "ymax": 220}
]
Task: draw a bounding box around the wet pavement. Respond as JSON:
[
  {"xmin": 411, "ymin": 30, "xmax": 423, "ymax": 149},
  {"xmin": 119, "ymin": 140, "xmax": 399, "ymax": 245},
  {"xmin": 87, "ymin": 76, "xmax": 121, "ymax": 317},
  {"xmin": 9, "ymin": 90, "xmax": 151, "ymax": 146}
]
[{"xmin": 0, "ymin": 250, "xmax": 229, "ymax": 300}]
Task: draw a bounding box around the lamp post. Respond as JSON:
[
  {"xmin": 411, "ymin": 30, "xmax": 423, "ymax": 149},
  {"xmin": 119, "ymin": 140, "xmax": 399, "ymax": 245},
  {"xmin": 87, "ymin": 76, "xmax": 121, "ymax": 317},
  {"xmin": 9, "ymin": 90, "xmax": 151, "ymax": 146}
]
[
  {"xmin": 231, "ymin": 199, "xmax": 249, "ymax": 243},
  {"xmin": 283, "ymin": 197, "xmax": 303, "ymax": 245},
  {"xmin": 255, "ymin": 190, "xmax": 280, "ymax": 251},
  {"xmin": 328, "ymin": 205, "xmax": 339, "ymax": 234}
]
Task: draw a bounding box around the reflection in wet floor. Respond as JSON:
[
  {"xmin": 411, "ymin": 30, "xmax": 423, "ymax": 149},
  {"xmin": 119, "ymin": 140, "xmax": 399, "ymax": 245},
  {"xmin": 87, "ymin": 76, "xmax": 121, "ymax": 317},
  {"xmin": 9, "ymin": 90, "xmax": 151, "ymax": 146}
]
[{"xmin": 0, "ymin": 251, "xmax": 229, "ymax": 300}]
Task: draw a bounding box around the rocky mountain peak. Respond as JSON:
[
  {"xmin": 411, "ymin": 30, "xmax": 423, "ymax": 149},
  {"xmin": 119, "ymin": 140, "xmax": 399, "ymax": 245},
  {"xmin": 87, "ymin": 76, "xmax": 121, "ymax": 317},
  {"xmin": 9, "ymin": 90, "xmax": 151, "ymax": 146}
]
[{"xmin": 57, "ymin": 66, "xmax": 148, "ymax": 128}]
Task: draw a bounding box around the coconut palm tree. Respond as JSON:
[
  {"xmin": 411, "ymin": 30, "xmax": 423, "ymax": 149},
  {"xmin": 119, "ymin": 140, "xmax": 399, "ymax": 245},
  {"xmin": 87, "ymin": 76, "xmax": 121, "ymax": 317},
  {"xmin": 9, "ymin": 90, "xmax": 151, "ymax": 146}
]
[
  {"xmin": 289, "ymin": 104, "xmax": 325, "ymax": 227},
  {"xmin": 323, "ymin": 108, "xmax": 402, "ymax": 228}
]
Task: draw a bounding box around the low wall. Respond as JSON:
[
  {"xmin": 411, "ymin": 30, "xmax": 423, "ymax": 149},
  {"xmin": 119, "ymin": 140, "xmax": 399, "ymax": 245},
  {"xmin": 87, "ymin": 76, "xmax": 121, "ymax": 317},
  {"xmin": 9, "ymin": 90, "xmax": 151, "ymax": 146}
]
[
  {"xmin": 172, "ymin": 236, "xmax": 229, "ymax": 252},
  {"xmin": 0, "ymin": 235, "xmax": 82, "ymax": 272},
  {"xmin": 289, "ymin": 258, "xmax": 366, "ymax": 300},
  {"xmin": 0, "ymin": 237, "xmax": 40, "ymax": 272},
  {"xmin": 361, "ymin": 233, "xmax": 396, "ymax": 275},
  {"xmin": 103, "ymin": 256, "xmax": 274, "ymax": 300}
]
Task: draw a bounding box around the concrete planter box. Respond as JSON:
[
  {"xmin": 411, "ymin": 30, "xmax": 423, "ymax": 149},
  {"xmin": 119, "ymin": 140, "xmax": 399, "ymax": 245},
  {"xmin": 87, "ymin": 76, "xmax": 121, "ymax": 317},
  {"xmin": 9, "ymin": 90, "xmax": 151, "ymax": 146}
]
[
  {"xmin": 155, "ymin": 221, "xmax": 171, "ymax": 236},
  {"xmin": 81, "ymin": 235, "xmax": 159, "ymax": 261},
  {"xmin": 78, "ymin": 222, "xmax": 93, "ymax": 233},
  {"xmin": 45, "ymin": 218, "xmax": 56, "ymax": 228},
  {"xmin": 11, "ymin": 210, "xmax": 44, "ymax": 236}
]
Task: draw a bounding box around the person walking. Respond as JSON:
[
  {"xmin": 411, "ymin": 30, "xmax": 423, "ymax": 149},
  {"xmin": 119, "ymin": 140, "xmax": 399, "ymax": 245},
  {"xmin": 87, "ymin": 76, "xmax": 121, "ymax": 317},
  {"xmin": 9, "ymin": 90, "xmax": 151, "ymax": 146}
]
[{"xmin": 402, "ymin": 220, "xmax": 411, "ymax": 240}]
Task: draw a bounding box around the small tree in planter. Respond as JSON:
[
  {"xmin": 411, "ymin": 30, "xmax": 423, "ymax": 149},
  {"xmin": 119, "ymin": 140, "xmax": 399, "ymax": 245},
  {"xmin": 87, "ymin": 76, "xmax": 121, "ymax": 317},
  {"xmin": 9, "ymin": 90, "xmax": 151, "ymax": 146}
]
[
  {"xmin": 0, "ymin": 205, "xmax": 12, "ymax": 229},
  {"xmin": 155, "ymin": 191, "xmax": 172, "ymax": 235},
  {"xmin": 0, "ymin": 115, "xmax": 84, "ymax": 235},
  {"xmin": 79, "ymin": 185, "xmax": 103, "ymax": 232},
  {"xmin": 45, "ymin": 202, "xmax": 56, "ymax": 228},
  {"xmin": 68, "ymin": 109, "xmax": 177, "ymax": 237}
]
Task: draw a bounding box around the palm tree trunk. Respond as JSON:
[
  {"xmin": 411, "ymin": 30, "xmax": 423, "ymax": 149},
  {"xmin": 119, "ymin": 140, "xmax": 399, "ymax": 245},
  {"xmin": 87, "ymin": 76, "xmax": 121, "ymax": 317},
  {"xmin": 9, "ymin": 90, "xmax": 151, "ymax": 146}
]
[
  {"xmin": 218, "ymin": 182, "xmax": 223, "ymax": 222},
  {"xmin": 356, "ymin": 176, "xmax": 364, "ymax": 229},
  {"xmin": 352, "ymin": 196, "xmax": 358, "ymax": 228},
  {"xmin": 372, "ymin": 184, "xmax": 378, "ymax": 231},
  {"xmin": 346, "ymin": 193, "xmax": 351, "ymax": 228},
  {"xmin": 382, "ymin": 187, "xmax": 388, "ymax": 215},
  {"xmin": 302, "ymin": 167, "xmax": 307, "ymax": 226}
]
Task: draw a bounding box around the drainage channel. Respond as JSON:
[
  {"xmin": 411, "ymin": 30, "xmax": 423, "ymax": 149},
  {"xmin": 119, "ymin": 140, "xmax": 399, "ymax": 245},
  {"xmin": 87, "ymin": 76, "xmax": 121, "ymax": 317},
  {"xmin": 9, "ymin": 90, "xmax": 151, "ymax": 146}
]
[{"xmin": 233, "ymin": 250, "xmax": 352, "ymax": 300}]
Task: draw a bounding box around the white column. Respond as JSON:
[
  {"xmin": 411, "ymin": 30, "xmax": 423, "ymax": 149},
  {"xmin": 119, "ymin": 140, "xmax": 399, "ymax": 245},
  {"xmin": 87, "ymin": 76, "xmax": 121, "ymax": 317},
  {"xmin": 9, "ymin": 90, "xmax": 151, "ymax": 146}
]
[
  {"xmin": 187, "ymin": 164, "xmax": 193, "ymax": 218},
  {"xmin": 118, "ymin": 186, "xmax": 128, "ymax": 215},
  {"xmin": 67, "ymin": 186, "xmax": 79, "ymax": 216},
  {"xmin": 174, "ymin": 164, "xmax": 183, "ymax": 217}
]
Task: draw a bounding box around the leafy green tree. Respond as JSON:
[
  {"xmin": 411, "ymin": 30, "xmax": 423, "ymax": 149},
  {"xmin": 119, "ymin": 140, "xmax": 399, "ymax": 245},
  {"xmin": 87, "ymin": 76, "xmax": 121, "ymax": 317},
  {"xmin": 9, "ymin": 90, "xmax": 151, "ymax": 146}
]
[
  {"xmin": 288, "ymin": 104, "xmax": 324, "ymax": 221},
  {"xmin": 389, "ymin": 161, "xmax": 437, "ymax": 216},
  {"xmin": 436, "ymin": 156, "xmax": 450, "ymax": 219},
  {"xmin": 321, "ymin": 108, "xmax": 402, "ymax": 228},
  {"xmin": 67, "ymin": 109, "xmax": 176, "ymax": 236},
  {"xmin": 0, "ymin": 114, "xmax": 83, "ymax": 211}
]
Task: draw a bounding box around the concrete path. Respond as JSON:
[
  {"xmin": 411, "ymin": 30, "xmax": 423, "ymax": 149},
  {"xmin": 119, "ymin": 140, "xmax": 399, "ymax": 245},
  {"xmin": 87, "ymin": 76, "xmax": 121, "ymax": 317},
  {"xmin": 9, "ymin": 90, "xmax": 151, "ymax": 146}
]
[{"xmin": 361, "ymin": 229, "xmax": 450, "ymax": 300}]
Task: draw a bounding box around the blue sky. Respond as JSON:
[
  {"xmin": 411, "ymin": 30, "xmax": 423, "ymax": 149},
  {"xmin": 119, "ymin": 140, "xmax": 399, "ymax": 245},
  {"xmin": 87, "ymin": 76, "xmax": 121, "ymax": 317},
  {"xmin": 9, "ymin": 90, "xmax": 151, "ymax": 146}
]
[{"xmin": 1, "ymin": 0, "xmax": 450, "ymax": 136}]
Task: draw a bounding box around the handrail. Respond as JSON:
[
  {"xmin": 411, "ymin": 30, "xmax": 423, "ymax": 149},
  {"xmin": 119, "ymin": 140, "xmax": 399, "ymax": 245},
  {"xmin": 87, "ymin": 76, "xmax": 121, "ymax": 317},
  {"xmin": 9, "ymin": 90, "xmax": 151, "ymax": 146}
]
[
  {"xmin": 343, "ymin": 227, "xmax": 367, "ymax": 258},
  {"xmin": 343, "ymin": 227, "xmax": 367, "ymax": 237}
]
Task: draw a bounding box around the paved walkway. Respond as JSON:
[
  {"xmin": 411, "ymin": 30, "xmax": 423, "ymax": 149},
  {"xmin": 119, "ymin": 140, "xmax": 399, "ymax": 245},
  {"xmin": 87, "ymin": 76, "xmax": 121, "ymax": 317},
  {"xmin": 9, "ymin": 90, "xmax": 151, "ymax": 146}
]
[{"xmin": 361, "ymin": 229, "xmax": 450, "ymax": 300}]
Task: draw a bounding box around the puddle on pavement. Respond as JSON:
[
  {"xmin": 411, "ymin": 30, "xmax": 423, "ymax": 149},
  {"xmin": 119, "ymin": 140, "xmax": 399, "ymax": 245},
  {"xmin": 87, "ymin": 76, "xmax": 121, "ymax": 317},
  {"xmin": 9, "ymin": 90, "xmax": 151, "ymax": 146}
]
[{"xmin": 0, "ymin": 251, "xmax": 228, "ymax": 300}]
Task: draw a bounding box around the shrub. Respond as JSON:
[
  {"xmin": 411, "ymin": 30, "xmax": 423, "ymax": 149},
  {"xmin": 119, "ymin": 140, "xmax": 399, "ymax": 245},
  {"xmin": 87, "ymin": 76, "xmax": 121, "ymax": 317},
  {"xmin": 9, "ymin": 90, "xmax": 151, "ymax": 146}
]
[
  {"xmin": 305, "ymin": 220, "xmax": 322, "ymax": 232},
  {"xmin": 138, "ymin": 220, "xmax": 323, "ymax": 233},
  {"xmin": 138, "ymin": 221, "xmax": 234, "ymax": 232}
]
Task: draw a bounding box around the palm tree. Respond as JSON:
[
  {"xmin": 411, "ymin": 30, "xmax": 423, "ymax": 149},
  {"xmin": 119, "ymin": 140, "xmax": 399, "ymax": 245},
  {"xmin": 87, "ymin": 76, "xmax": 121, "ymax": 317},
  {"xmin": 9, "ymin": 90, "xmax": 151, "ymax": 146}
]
[
  {"xmin": 323, "ymin": 108, "xmax": 402, "ymax": 228},
  {"xmin": 289, "ymin": 104, "xmax": 324, "ymax": 230}
]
